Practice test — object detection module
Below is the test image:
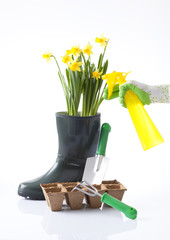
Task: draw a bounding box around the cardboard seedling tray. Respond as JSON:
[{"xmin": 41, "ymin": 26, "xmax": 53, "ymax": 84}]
[{"xmin": 41, "ymin": 180, "xmax": 127, "ymax": 211}]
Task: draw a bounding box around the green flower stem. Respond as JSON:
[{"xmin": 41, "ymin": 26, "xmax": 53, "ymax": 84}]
[
  {"xmin": 94, "ymin": 97, "xmax": 104, "ymax": 115},
  {"xmin": 69, "ymin": 68, "xmax": 80, "ymax": 115},
  {"xmin": 94, "ymin": 88, "xmax": 101, "ymax": 114},
  {"xmin": 86, "ymin": 78, "xmax": 93, "ymax": 115},
  {"xmin": 81, "ymin": 95, "xmax": 85, "ymax": 116},
  {"xmin": 52, "ymin": 55, "xmax": 70, "ymax": 111},
  {"xmin": 82, "ymin": 87, "xmax": 87, "ymax": 116},
  {"xmin": 57, "ymin": 71, "xmax": 69, "ymax": 112},
  {"xmin": 65, "ymin": 69, "xmax": 70, "ymax": 89},
  {"xmin": 100, "ymin": 83, "xmax": 107, "ymax": 101},
  {"xmin": 82, "ymin": 57, "xmax": 89, "ymax": 115},
  {"xmin": 96, "ymin": 83, "xmax": 107, "ymax": 113},
  {"xmin": 52, "ymin": 55, "xmax": 79, "ymax": 115},
  {"xmin": 84, "ymin": 79, "xmax": 89, "ymax": 115},
  {"xmin": 74, "ymin": 70, "xmax": 81, "ymax": 112},
  {"xmin": 89, "ymin": 79, "xmax": 99, "ymax": 115},
  {"xmin": 98, "ymin": 43, "xmax": 108, "ymax": 71},
  {"xmin": 81, "ymin": 52, "xmax": 86, "ymax": 65}
]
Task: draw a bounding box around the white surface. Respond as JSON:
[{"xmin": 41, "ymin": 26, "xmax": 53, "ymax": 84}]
[
  {"xmin": 1, "ymin": 181, "xmax": 170, "ymax": 239},
  {"xmin": 0, "ymin": 0, "xmax": 170, "ymax": 239}
]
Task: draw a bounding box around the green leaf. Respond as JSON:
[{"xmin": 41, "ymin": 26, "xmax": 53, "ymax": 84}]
[
  {"xmin": 97, "ymin": 54, "xmax": 102, "ymax": 69},
  {"xmin": 66, "ymin": 69, "xmax": 70, "ymax": 89},
  {"xmin": 102, "ymin": 60, "xmax": 108, "ymax": 75}
]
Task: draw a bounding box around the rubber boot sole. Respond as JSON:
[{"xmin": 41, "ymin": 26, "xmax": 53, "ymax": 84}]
[{"xmin": 18, "ymin": 189, "xmax": 45, "ymax": 200}]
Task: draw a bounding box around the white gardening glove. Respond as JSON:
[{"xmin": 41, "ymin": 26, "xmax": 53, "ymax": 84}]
[{"xmin": 119, "ymin": 80, "xmax": 170, "ymax": 108}]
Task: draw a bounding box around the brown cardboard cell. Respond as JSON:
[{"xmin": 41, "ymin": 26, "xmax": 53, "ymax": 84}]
[
  {"xmin": 65, "ymin": 186, "xmax": 84, "ymax": 210},
  {"xmin": 58, "ymin": 182, "xmax": 79, "ymax": 187},
  {"xmin": 41, "ymin": 184, "xmax": 52, "ymax": 206},
  {"xmin": 85, "ymin": 184, "xmax": 105, "ymax": 208},
  {"xmin": 105, "ymin": 184, "xmax": 120, "ymax": 190},
  {"xmin": 102, "ymin": 180, "xmax": 119, "ymax": 184},
  {"xmin": 41, "ymin": 187, "xmax": 50, "ymax": 206},
  {"xmin": 105, "ymin": 184, "xmax": 127, "ymax": 201},
  {"xmin": 41, "ymin": 183, "xmax": 59, "ymax": 188},
  {"xmin": 107, "ymin": 189, "xmax": 126, "ymax": 201},
  {"xmin": 46, "ymin": 187, "xmax": 65, "ymax": 211},
  {"xmin": 41, "ymin": 183, "xmax": 60, "ymax": 206}
]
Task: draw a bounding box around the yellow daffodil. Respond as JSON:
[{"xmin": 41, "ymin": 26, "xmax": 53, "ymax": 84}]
[
  {"xmin": 102, "ymin": 71, "xmax": 130, "ymax": 99},
  {"xmin": 69, "ymin": 59, "xmax": 83, "ymax": 72},
  {"xmin": 43, "ymin": 51, "xmax": 52, "ymax": 62},
  {"xmin": 72, "ymin": 45, "xmax": 82, "ymax": 56},
  {"xmin": 67, "ymin": 45, "xmax": 82, "ymax": 56},
  {"xmin": 61, "ymin": 54, "xmax": 72, "ymax": 65},
  {"xmin": 102, "ymin": 72, "xmax": 115, "ymax": 81},
  {"xmin": 102, "ymin": 72, "xmax": 117, "ymax": 99},
  {"xmin": 83, "ymin": 43, "xmax": 93, "ymax": 56},
  {"xmin": 66, "ymin": 49, "xmax": 72, "ymax": 55},
  {"xmin": 92, "ymin": 69, "xmax": 103, "ymax": 80},
  {"xmin": 95, "ymin": 34, "xmax": 108, "ymax": 47}
]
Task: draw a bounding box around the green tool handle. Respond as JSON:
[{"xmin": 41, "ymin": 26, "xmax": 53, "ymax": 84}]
[
  {"xmin": 96, "ymin": 123, "xmax": 111, "ymax": 156},
  {"xmin": 101, "ymin": 193, "xmax": 137, "ymax": 220}
]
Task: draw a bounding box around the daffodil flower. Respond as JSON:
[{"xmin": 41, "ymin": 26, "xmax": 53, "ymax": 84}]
[
  {"xmin": 67, "ymin": 45, "xmax": 82, "ymax": 56},
  {"xmin": 69, "ymin": 59, "xmax": 83, "ymax": 72},
  {"xmin": 43, "ymin": 51, "xmax": 52, "ymax": 62},
  {"xmin": 92, "ymin": 69, "xmax": 103, "ymax": 80},
  {"xmin": 102, "ymin": 72, "xmax": 117, "ymax": 99},
  {"xmin": 95, "ymin": 34, "xmax": 108, "ymax": 47},
  {"xmin": 61, "ymin": 54, "xmax": 72, "ymax": 65},
  {"xmin": 72, "ymin": 45, "xmax": 82, "ymax": 56},
  {"xmin": 102, "ymin": 71, "xmax": 130, "ymax": 99},
  {"xmin": 83, "ymin": 43, "xmax": 93, "ymax": 56},
  {"xmin": 66, "ymin": 49, "xmax": 72, "ymax": 55}
]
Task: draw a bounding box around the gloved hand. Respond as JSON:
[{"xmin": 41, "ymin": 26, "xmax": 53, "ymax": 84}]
[{"xmin": 103, "ymin": 80, "xmax": 170, "ymax": 108}]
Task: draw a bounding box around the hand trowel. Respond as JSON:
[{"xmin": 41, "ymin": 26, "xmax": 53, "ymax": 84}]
[{"xmin": 82, "ymin": 123, "xmax": 111, "ymax": 184}]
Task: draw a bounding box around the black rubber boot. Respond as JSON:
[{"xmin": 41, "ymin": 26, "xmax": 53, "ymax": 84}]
[{"xmin": 18, "ymin": 112, "xmax": 100, "ymax": 200}]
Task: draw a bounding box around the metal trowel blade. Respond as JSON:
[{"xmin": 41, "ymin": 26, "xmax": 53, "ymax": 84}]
[{"xmin": 82, "ymin": 155, "xmax": 109, "ymax": 184}]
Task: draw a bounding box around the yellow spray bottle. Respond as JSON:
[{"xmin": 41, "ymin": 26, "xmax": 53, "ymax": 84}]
[{"xmin": 102, "ymin": 71, "xmax": 164, "ymax": 151}]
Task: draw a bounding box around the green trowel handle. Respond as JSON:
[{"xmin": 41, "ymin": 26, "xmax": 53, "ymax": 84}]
[
  {"xmin": 101, "ymin": 193, "xmax": 137, "ymax": 220},
  {"xmin": 96, "ymin": 123, "xmax": 111, "ymax": 156}
]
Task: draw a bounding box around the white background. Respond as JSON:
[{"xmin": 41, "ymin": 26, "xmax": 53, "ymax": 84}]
[{"xmin": 0, "ymin": 0, "xmax": 170, "ymax": 239}]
